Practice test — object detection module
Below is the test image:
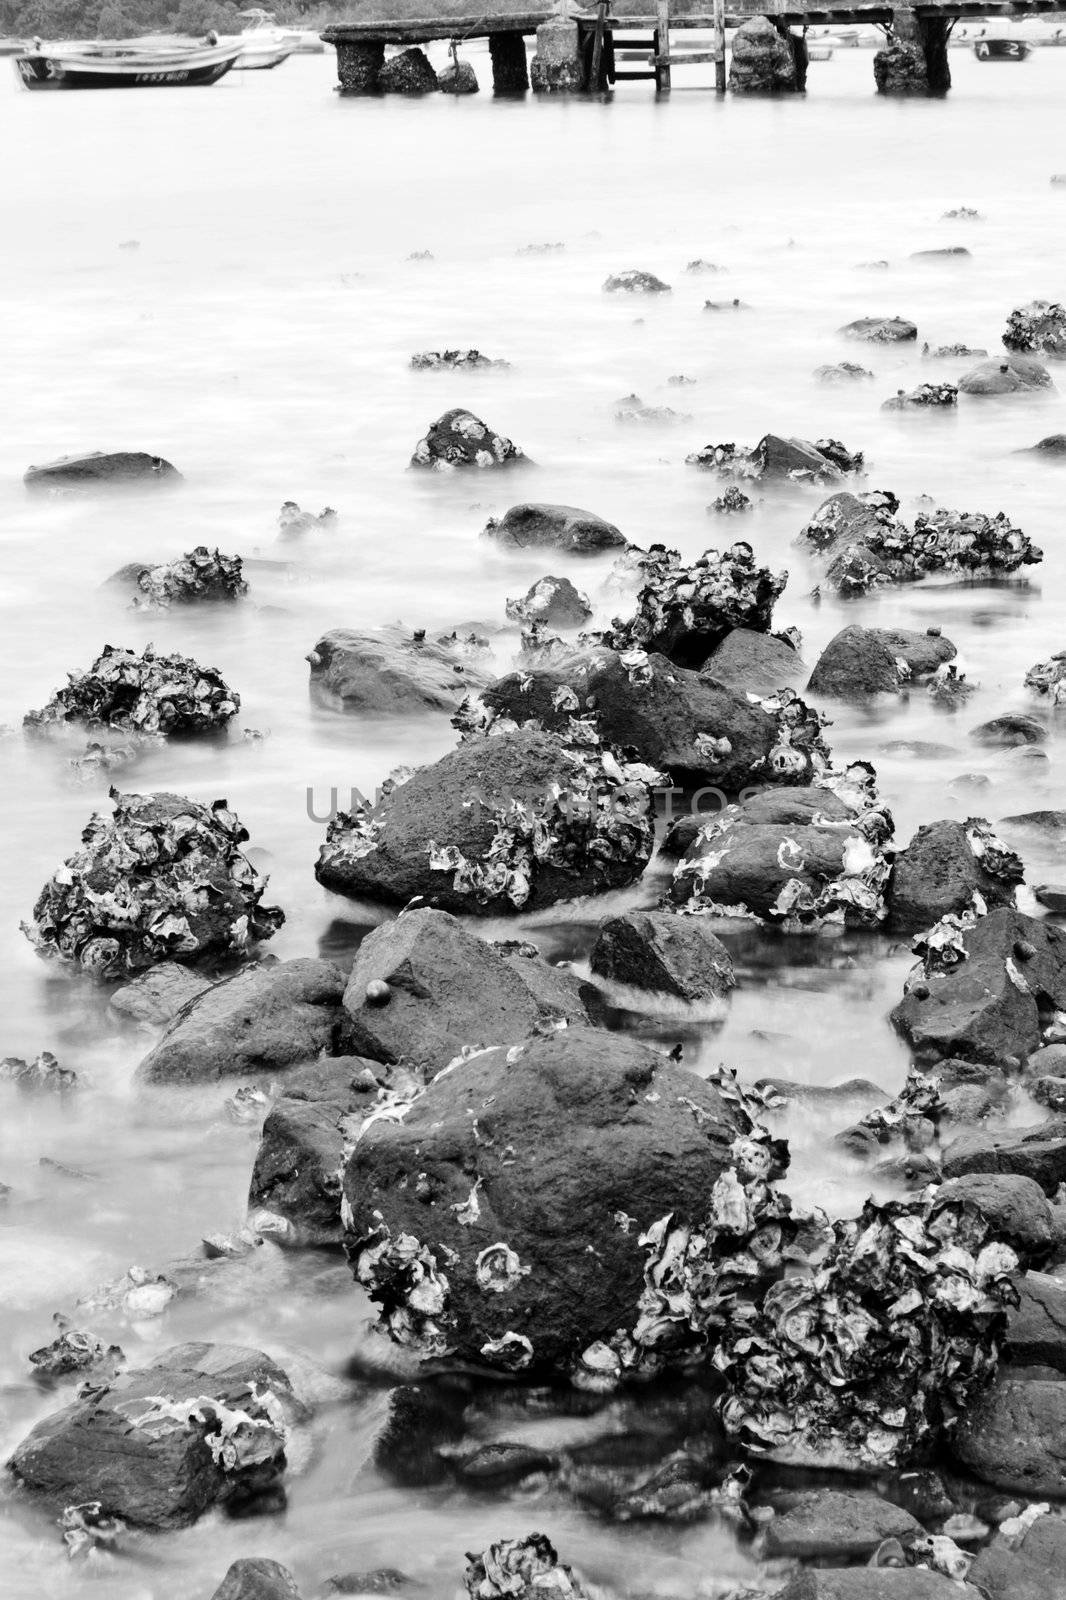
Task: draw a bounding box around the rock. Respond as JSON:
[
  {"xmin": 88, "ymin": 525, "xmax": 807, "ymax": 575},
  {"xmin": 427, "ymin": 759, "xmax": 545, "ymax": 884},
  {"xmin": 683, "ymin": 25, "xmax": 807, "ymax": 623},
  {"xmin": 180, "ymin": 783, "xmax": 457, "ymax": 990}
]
[
  {"xmin": 761, "ymin": 1488, "xmax": 922, "ymax": 1561},
  {"xmin": 924, "ymin": 343, "xmax": 987, "ymax": 358},
  {"xmin": 614, "ymin": 396, "xmax": 691, "ymax": 427},
  {"xmin": 480, "ymin": 645, "xmax": 827, "ymax": 791},
  {"xmin": 728, "ymin": 16, "xmax": 797, "ymax": 92},
  {"xmin": 672, "ymin": 777, "xmax": 893, "ymax": 928},
  {"xmin": 1021, "ymin": 434, "xmax": 1066, "ymax": 458},
  {"xmin": 912, "ymin": 247, "xmax": 971, "ymax": 260},
  {"xmin": 958, "ymin": 355, "xmax": 1053, "ymax": 395},
  {"xmin": 210, "ymin": 1559, "xmax": 302, "ymax": 1600},
  {"xmin": 971, "ymin": 714, "xmax": 1046, "ymax": 749},
  {"xmin": 815, "ymin": 363, "xmax": 875, "ymax": 383},
  {"xmin": 378, "ymin": 47, "xmax": 438, "ymax": 92},
  {"xmin": 881, "ymin": 382, "xmax": 958, "ymax": 410},
  {"xmin": 807, "ymin": 627, "xmax": 904, "ymax": 698},
  {"xmin": 1020, "ymin": 1510, "xmax": 1066, "ymax": 1574},
  {"xmin": 887, "ymin": 819, "xmax": 1023, "ymax": 930},
  {"xmin": 1025, "ymin": 1043, "xmax": 1066, "ymax": 1078},
  {"xmin": 277, "ymin": 502, "xmax": 338, "ymax": 538},
  {"xmin": 1003, "ymin": 301, "xmax": 1066, "ymax": 359},
  {"xmin": 136, "ymin": 959, "xmax": 347, "ymax": 1084},
  {"xmin": 23, "ymin": 790, "xmax": 283, "ymax": 980},
  {"xmin": 483, "ymin": 503, "xmax": 624, "ymax": 554},
  {"xmin": 8, "ymin": 1343, "xmax": 299, "ymax": 1530},
  {"xmin": 308, "ymin": 627, "xmax": 491, "ymax": 717},
  {"xmin": 687, "ymin": 433, "xmax": 861, "ymax": 485},
  {"xmin": 464, "ymin": 1538, "xmax": 589, "ymax": 1600},
  {"xmin": 24, "ymin": 644, "xmax": 239, "ymax": 738},
  {"xmin": 108, "ymin": 547, "xmax": 246, "ymax": 608},
  {"xmin": 109, "ymin": 962, "xmax": 212, "ymax": 1025},
  {"xmin": 437, "ymin": 60, "xmax": 478, "ymax": 93},
  {"xmin": 839, "ymin": 317, "xmax": 918, "ymax": 343},
  {"xmin": 411, "ymin": 409, "xmax": 524, "ymax": 471},
  {"xmin": 873, "ymin": 37, "xmax": 929, "ymax": 95},
  {"xmin": 703, "ymin": 297, "xmax": 751, "ymax": 313},
  {"xmin": 343, "ymin": 1027, "xmax": 747, "ymax": 1369},
  {"xmin": 505, "ymin": 577, "xmax": 590, "ymax": 631},
  {"xmin": 24, "ymin": 451, "xmax": 181, "ymax": 490},
  {"xmin": 589, "ymin": 909, "xmax": 735, "ymax": 1001},
  {"xmin": 955, "ymin": 1375, "xmax": 1066, "ymax": 1496},
  {"xmin": 942, "ymin": 1120, "xmax": 1066, "ymax": 1193},
  {"xmin": 967, "ymin": 1542, "xmax": 1062, "ymax": 1600},
  {"xmin": 315, "ymin": 727, "xmax": 659, "ymax": 915},
  {"xmin": 249, "ymin": 1058, "xmax": 383, "ymax": 1244},
  {"xmin": 778, "ymin": 1574, "xmax": 981, "ymax": 1599},
  {"xmin": 701, "ymin": 628, "xmax": 805, "ymax": 695},
  {"xmin": 1007, "ymin": 1272, "xmax": 1066, "ymax": 1370},
  {"xmin": 709, "ymin": 485, "xmax": 752, "ymax": 514},
  {"xmin": 29, "ymin": 1327, "xmax": 125, "ymax": 1383},
  {"xmin": 601, "ymin": 542, "xmax": 787, "ymax": 668},
  {"xmin": 340, "ymin": 909, "xmax": 589, "ymax": 1073},
  {"xmin": 1036, "ymin": 886, "xmax": 1066, "ymax": 912},
  {"xmin": 602, "ymin": 271, "xmax": 670, "ymax": 294},
  {"xmin": 410, "ymin": 349, "xmax": 505, "ymax": 370},
  {"xmin": 935, "ymin": 1175, "xmax": 1054, "ymax": 1263},
  {"xmin": 892, "ymin": 908, "xmax": 1066, "ymax": 1065}
]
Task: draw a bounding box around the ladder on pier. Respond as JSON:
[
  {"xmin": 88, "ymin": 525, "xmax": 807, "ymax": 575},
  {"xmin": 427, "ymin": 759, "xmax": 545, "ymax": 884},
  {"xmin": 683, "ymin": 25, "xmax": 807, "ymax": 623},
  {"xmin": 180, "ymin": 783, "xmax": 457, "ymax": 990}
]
[{"xmin": 586, "ymin": 0, "xmax": 727, "ymax": 93}]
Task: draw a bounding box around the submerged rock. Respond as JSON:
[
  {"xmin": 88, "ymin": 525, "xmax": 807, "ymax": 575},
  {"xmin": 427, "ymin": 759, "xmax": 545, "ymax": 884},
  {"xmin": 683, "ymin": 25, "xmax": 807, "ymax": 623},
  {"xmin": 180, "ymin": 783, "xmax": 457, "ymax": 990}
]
[
  {"xmin": 24, "ymin": 451, "xmax": 182, "ymax": 490},
  {"xmin": 465, "ymin": 1537, "xmax": 587, "ymax": 1600},
  {"xmin": 340, "ymin": 909, "xmax": 589, "ymax": 1073},
  {"xmin": 410, "ymin": 349, "xmax": 504, "ymax": 370},
  {"xmin": 1020, "ymin": 433, "xmax": 1066, "ymax": 458},
  {"xmin": 308, "ymin": 627, "xmax": 491, "ymax": 716},
  {"xmin": 1003, "ymin": 300, "xmax": 1066, "ymax": 359},
  {"xmin": 958, "ymin": 354, "xmax": 1053, "ymax": 395},
  {"xmin": 210, "ymin": 1560, "xmax": 302, "ymax": 1600},
  {"xmin": 814, "ymin": 362, "xmax": 875, "ymax": 383},
  {"xmin": 882, "ymin": 382, "xmax": 958, "ymax": 411},
  {"xmin": 109, "ymin": 962, "xmax": 212, "ymax": 1025},
  {"xmin": 314, "ymin": 726, "xmax": 660, "ymax": 915},
  {"xmin": 110, "ymin": 547, "xmax": 246, "ymax": 608},
  {"xmin": 1025, "ymin": 651, "xmax": 1066, "ymax": 704},
  {"xmin": 887, "ymin": 819, "xmax": 1023, "ymax": 930},
  {"xmin": 137, "ymin": 959, "xmax": 347, "ymax": 1084},
  {"xmin": 25, "ymin": 644, "xmax": 239, "ymax": 739},
  {"xmin": 839, "ymin": 317, "xmax": 918, "ymax": 343},
  {"xmin": 601, "ymin": 542, "xmax": 787, "ymax": 668},
  {"xmin": 411, "ymin": 410, "xmax": 524, "ymax": 471},
  {"xmin": 970, "ymin": 713, "xmax": 1045, "ymax": 748},
  {"xmin": 807, "ymin": 625, "xmax": 956, "ymax": 699},
  {"xmin": 378, "ymin": 47, "xmax": 437, "ymax": 93},
  {"xmin": 8, "ymin": 1342, "xmax": 299, "ymax": 1530},
  {"xmin": 602, "ymin": 271, "xmax": 670, "ymax": 294},
  {"xmin": 687, "ymin": 434, "xmax": 863, "ymax": 486},
  {"xmin": 589, "ymin": 909, "xmax": 735, "ymax": 1001},
  {"xmin": 343, "ymin": 1027, "xmax": 749, "ymax": 1370},
  {"xmin": 505, "ymin": 576, "xmax": 590, "ymax": 630},
  {"xmin": 483, "ymin": 503, "xmax": 624, "ymax": 554},
  {"xmin": 23, "ymin": 790, "xmax": 283, "ymax": 979},
  {"xmin": 277, "ymin": 502, "xmax": 337, "ymax": 538},
  {"xmin": 437, "ymin": 60, "xmax": 478, "ymax": 93}
]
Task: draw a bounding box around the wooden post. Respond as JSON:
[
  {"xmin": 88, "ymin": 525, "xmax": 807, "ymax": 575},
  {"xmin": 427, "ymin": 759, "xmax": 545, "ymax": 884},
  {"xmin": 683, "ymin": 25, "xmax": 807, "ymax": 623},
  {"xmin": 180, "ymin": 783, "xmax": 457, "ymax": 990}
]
[
  {"xmin": 488, "ymin": 30, "xmax": 529, "ymax": 93},
  {"xmin": 713, "ymin": 0, "xmax": 726, "ymax": 92},
  {"xmin": 656, "ymin": 0, "xmax": 670, "ymax": 92},
  {"xmin": 589, "ymin": 0, "xmax": 607, "ymax": 92}
]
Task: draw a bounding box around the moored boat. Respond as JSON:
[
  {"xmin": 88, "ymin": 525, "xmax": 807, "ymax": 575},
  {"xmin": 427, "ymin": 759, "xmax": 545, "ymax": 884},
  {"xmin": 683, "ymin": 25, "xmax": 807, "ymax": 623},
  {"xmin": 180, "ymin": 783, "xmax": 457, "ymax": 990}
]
[
  {"xmin": 222, "ymin": 9, "xmax": 297, "ymax": 70},
  {"xmin": 13, "ymin": 37, "xmax": 241, "ymax": 88},
  {"xmin": 973, "ymin": 23, "xmax": 1031, "ymax": 60}
]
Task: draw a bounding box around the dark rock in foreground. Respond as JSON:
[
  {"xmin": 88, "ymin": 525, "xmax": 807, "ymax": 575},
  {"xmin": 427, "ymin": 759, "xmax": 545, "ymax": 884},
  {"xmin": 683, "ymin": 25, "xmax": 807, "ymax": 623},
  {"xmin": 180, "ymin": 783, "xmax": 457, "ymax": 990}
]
[
  {"xmin": 887, "ymin": 818, "xmax": 1023, "ymax": 930},
  {"xmin": 839, "ymin": 316, "xmax": 918, "ymax": 343},
  {"xmin": 344, "ymin": 1027, "xmax": 746, "ymax": 1370},
  {"xmin": 315, "ymin": 727, "xmax": 659, "ymax": 915},
  {"xmin": 137, "ymin": 958, "xmax": 347, "ymax": 1084},
  {"xmin": 936, "ymin": 1174, "xmax": 1054, "ymax": 1264},
  {"xmin": 778, "ymin": 1573, "xmax": 980, "ymax": 1599},
  {"xmin": 24, "ymin": 644, "xmax": 239, "ymax": 739},
  {"xmin": 942, "ymin": 1119, "xmax": 1066, "ymax": 1193},
  {"xmin": 340, "ymin": 908, "xmax": 589, "ymax": 1073},
  {"xmin": 590, "ymin": 909, "xmax": 735, "ymax": 1001},
  {"xmin": 8, "ymin": 1343, "xmax": 299, "ymax": 1530},
  {"xmin": 1007, "ymin": 1270, "xmax": 1066, "ymax": 1368},
  {"xmin": 807, "ymin": 625, "xmax": 955, "ymax": 699},
  {"xmin": 24, "ymin": 451, "xmax": 182, "ymax": 490},
  {"xmin": 483, "ymin": 502, "xmax": 624, "ymax": 554},
  {"xmin": 411, "ymin": 409, "xmax": 524, "ymax": 471},
  {"xmin": 761, "ymin": 1488, "xmax": 921, "ymax": 1561},
  {"xmin": 211, "ymin": 1560, "xmax": 302, "ymax": 1600},
  {"xmin": 308, "ymin": 627, "xmax": 491, "ymax": 716},
  {"xmin": 954, "ymin": 1374, "xmax": 1066, "ymax": 1495},
  {"xmin": 23, "ymin": 791, "xmax": 283, "ymax": 979}
]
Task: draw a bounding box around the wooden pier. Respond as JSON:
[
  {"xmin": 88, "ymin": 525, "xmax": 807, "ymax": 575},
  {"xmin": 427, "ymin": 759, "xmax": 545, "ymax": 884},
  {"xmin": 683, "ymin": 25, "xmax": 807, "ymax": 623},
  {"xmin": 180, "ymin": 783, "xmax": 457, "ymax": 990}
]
[{"xmin": 322, "ymin": 0, "xmax": 1066, "ymax": 96}]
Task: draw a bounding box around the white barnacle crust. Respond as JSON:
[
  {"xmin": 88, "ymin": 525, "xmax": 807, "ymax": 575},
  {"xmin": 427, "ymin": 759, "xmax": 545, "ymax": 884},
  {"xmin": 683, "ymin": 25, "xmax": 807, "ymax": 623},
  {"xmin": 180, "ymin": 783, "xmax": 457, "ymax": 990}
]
[
  {"xmin": 480, "ymin": 1331, "xmax": 534, "ymax": 1370},
  {"xmin": 475, "ymin": 1242, "xmax": 529, "ymax": 1293}
]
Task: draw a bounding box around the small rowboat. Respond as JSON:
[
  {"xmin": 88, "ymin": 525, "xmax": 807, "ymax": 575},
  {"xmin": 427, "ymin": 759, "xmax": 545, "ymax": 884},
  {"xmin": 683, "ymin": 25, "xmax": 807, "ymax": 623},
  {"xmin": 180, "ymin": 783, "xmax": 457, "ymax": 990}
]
[
  {"xmin": 974, "ymin": 37, "xmax": 1031, "ymax": 59},
  {"xmin": 13, "ymin": 37, "xmax": 241, "ymax": 88}
]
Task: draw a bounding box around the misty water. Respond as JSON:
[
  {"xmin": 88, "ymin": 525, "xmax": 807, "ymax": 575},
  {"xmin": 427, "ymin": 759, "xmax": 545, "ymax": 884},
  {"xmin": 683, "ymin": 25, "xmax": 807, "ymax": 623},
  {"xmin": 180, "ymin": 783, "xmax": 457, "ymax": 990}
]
[{"xmin": 1, "ymin": 39, "xmax": 1066, "ymax": 1598}]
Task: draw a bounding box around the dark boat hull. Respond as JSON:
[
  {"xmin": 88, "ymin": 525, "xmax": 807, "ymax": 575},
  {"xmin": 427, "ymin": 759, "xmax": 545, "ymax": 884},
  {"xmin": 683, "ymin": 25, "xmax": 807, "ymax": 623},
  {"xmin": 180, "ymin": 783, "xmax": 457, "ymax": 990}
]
[
  {"xmin": 14, "ymin": 46, "xmax": 238, "ymax": 88},
  {"xmin": 973, "ymin": 39, "xmax": 1031, "ymax": 60}
]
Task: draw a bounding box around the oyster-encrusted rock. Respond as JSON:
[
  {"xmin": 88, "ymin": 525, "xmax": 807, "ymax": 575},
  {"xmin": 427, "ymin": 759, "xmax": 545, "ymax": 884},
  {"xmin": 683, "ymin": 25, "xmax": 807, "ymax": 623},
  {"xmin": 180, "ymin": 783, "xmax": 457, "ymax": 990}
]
[
  {"xmin": 887, "ymin": 819, "xmax": 1023, "ymax": 931},
  {"xmin": 599, "ymin": 542, "xmax": 787, "ymax": 668},
  {"xmin": 8, "ymin": 1343, "xmax": 300, "ymax": 1530},
  {"xmin": 410, "ymin": 349, "xmax": 507, "ymax": 370},
  {"xmin": 881, "ymin": 383, "xmax": 957, "ymax": 411},
  {"xmin": 505, "ymin": 576, "xmax": 591, "ymax": 631},
  {"xmin": 839, "ymin": 317, "xmax": 918, "ymax": 343},
  {"xmin": 23, "ymin": 790, "xmax": 283, "ymax": 979},
  {"xmin": 1002, "ymin": 300, "xmax": 1066, "ymax": 358},
  {"xmin": 411, "ymin": 409, "xmax": 525, "ymax": 471},
  {"xmin": 315, "ymin": 725, "xmax": 661, "ymax": 916},
  {"xmin": 116, "ymin": 547, "xmax": 246, "ymax": 609},
  {"xmin": 799, "ymin": 491, "xmax": 1041, "ymax": 595},
  {"xmin": 24, "ymin": 644, "xmax": 239, "ymax": 738},
  {"xmin": 603, "ymin": 270, "xmax": 670, "ymax": 294},
  {"xmin": 478, "ymin": 645, "xmax": 827, "ymax": 791},
  {"xmin": 342, "ymin": 1028, "xmax": 750, "ymax": 1369},
  {"xmin": 1025, "ymin": 649, "xmax": 1066, "ymax": 705},
  {"xmin": 0, "ymin": 1051, "xmax": 76, "ymax": 1094},
  {"xmin": 686, "ymin": 435, "xmax": 863, "ymax": 486},
  {"xmin": 465, "ymin": 1536, "xmax": 588, "ymax": 1600},
  {"xmin": 671, "ymin": 767, "xmax": 894, "ymax": 929}
]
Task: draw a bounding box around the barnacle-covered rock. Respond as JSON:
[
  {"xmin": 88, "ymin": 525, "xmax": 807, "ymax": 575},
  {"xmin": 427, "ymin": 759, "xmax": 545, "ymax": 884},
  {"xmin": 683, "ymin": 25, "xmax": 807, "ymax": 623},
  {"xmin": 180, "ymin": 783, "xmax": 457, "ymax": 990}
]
[
  {"xmin": 599, "ymin": 542, "xmax": 787, "ymax": 668},
  {"xmin": 686, "ymin": 435, "xmax": 863, "ymax": 486},
  {"xmin": 0, "ymin": 1051, "xmax": 76, "ymax": 1094},
  {"xmin": 210, "ymin": 1560, "xmax": 302, "ymax": 1600},
  {"xmin": 1025, "ymin": 650, "xmax": 1066, "ymax": 705},
  {"xmin": 24, "ymin": 644, "xmax": 239, "ymax": 739},
  {"xmin": 1002, "ymin": 300, "xmax": 1066, "ymax": 358},
  {"xmin": 839, "ymin": 317, "xmax": 918, "ymax": 343},
  {"xmin": 377, "ymin": 46, "xmax": 438, "ymax": 92},
  {"xmin": 891, "ymin": 907, "xmax": 1066, "ymax": 1064},
  {"xmin": 807, "ymin": 625, "xmax": 956, "ymax": 699},
  {"xmin": 23, "ymin": 790, "xmax": 283, "ymax": 979},
  {"xmin": 672, "ymin": 766, "xmax": 894, "ymax": 929},
  {"xmin": 728, "ymin": 15, "xmax": 798, "ymax": 92},
  {"xmin": 278, "ymin": 501, "xmax": 338, "ymax": 538},
  {"xmin": 478, "ymin": 645, "xmax": 827, "ymax": 791},
  {"xmin": 340, "ymin": 908, "xmax": 589, "ymax": 1073},
  {"xmin": 117, "ymin": 547, "xmax": 246, "ymax": 609},
  {"xmin": 411, "ymin": 409, "xmax": 525, "ymax": 472},
  {"xmin": 505, "ymin": 576, "xmax": 591, "ymax": 631},
  {"xmin": 308, "ymin": 626, "xmax": 492, "ymax": 717},
  {"xmin": 958, "ymin": 354, "xmax": 1053, "ymax": 395},
  {"xmin": 483, "ymin": 502, "xmax": 624, "ymax": 555},
  {"xmin": 24, "ymin": 451, "xmax": 182, "ymax": 491},
  {"xmin": 410, "ymin": 349, "xmax": 506, "ymax": 370},
  {"xmin": 465, "ymin": 1536, "xmax": 588, "ymax": 1600},
  {"xmin": 887, "ymin": 820, "xmax": 1023, "ymax": 931},
  {"xmin": 314, "ymin": 726, "xmax": 660, "ymax": 916},
  {"xmin": 882, "ymin": 382, "xmax": 958, "ymax": 411},
  {"xmin": 710, "ymin": 486, "xmax": 752, "ymax": 514},
  {"xmin": 814, "ymin": 362, "xmax": 875, "ymax": 383},
  {"xmin": 29, "ymin": 1326, "xmax": 125, "ymax": 1384},
  {"xmin": 343, "ymin": 1028, "xmax": 750, "ymax": 1369},
  {"xmin": 799, "ymin": 492, "xmax": 1041, "ymax": 595},
  {"xmin": 603, "ymin": 270, "xmax": 670, "ymax": 294},
  {"xmin": 8, "ymin": 1343, "xmax": 300, "ymax": 1530}
]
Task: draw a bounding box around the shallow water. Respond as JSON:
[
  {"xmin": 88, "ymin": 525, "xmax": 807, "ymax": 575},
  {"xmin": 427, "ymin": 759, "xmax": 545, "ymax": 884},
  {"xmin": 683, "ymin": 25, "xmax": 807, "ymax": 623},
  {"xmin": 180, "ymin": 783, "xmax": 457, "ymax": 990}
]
[{"xmin": 2, "ymin": 42, "xmax": 1066, "ymax": 1597}]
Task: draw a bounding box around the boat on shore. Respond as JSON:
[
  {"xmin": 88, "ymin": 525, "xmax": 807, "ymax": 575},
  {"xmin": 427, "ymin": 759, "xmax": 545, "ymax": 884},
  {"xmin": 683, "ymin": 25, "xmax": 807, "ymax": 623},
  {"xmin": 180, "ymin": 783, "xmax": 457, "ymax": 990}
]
[{"xmin": 13, "ymin": 36, "xmax": 241, "ymax": 88}]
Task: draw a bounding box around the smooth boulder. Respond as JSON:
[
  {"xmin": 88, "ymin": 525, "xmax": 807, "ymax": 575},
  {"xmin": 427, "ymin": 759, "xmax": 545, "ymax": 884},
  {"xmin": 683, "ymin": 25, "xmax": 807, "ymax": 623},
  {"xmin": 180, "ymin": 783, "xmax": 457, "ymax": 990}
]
[
  {"xmin": 761, "ymin": 1488, "xmax": 921, "ymax": 1561},
  {"xmin": 701, "ymin": 628, "xmax": 806, "ymax": 695},
  {"xmin": 958, "ymin": 354, "xmax": 1053, "ymax": 395},
  {"xmin": 110, "ymin": 962, "xmax": 212, "ymax": 1026},
  {"xmin": 483, "ymin": 503, "xmax": 624, "ymax": 554},
  {"xmin": 211, "ymin": 1560, "xmax": 302, "ymax": 1600},
  {"xmin": 24, "ymin": 451, "xmax": 182, "ymax": 490},
  {"xmin": 589, "ymin": 909, "xmax": 736, "ymax": 1001},
  {"xmin": 887, "ymin": 819, "xmax": 1022, "ymax": 930},
  {"xmin": 308, "ymin": 627, "xmax": 491, "ymax": 716},
  {"xmin": 954, "ymin": 1375, "xmax": 1066, "ymax": 1496}
]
